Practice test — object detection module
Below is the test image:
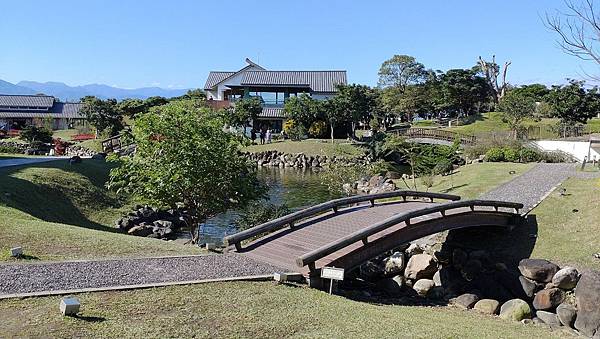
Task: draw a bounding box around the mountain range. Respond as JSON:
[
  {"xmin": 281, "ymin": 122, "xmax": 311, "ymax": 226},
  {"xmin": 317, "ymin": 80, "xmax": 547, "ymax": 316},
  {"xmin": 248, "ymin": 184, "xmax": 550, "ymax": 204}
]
[{"xmin": 0, "ymin": 79, "xmax": 192, "ymax": 101}]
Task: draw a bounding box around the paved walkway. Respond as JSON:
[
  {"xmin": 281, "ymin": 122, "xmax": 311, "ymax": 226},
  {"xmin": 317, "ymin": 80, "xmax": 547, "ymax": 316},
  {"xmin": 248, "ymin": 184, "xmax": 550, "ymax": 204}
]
[
  {"xmin": 480, "ymin": 163, "xmax": 600, "ymax": 213},
  {"xmin": 0, "ymin": 254, "xmax": 285, "ymax": 297},
  {"xmin": 0, "ymin": 156, "xmax": 68, "ymax": 168}
]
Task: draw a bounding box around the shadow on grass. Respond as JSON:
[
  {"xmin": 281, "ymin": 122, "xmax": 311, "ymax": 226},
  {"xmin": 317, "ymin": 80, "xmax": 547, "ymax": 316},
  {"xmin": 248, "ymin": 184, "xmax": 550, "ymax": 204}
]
[
  {"xmin": 0, "ymin": 159, "xmax": 124, "ymax": 233},
  {"xmin": 72, "ymin": 315, "xmax": 106, "ymax": 323},
  {"xmin": 13, "ymin": 254, "xmax": 40, "ymax": 261},
  {"xmin": 439, "ymin": 183, "xmax": 469, "ymax": 194}
]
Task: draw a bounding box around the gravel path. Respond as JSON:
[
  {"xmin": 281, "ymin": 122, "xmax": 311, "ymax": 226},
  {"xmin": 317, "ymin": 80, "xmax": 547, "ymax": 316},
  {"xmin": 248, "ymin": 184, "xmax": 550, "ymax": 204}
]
[
  {"xmin": 0, "ymin": 254, "xmax": 286, "ymax": 296},
  {"xmin": 480, "ymin": 163, "xmax": 600, "ymax": 213}
]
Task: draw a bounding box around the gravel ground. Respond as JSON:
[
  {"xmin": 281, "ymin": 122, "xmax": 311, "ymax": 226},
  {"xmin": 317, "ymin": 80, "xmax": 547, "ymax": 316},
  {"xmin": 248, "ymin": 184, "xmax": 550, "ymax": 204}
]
[
  {"xmin": 0, "ymin": 254, "xmax": 286, "ymax": 295},
  {"xmin": 480, "ymin": 163, "xmax": 600, "ymax": 213}
]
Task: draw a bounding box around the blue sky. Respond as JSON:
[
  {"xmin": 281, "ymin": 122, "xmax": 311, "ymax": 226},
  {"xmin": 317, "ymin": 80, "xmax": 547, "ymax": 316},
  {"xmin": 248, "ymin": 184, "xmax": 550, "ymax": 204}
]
[{"xmin": 0, "ymin": 0, "xmax": 597, "ymax": 89}]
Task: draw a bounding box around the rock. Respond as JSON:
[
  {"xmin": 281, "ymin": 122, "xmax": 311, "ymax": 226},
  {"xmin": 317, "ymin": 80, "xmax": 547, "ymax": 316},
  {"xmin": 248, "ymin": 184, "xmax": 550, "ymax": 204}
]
[
  {"xmin": 359, "ymin": 261, "xmax": 385, "ymax": 281},
  {"xmin": 368, "ymin": 175, "xmax": 384, "ymax": 187},
  {"xmin": 413, "ymin": 279, "xmax": 435, "ymax": 297},
  {"xmin": 404, "ymin": 254, "xmax": 437, "ymax": 280},
  {"xmin": 428, "ymin": 286, "xmax": 445, "ymax": 300},
  {"xmin": 474, "ymin": 299, "xmax": 500, "ymax": 315},
  {"xmin": 556, "ymin": 303, "xmax": 577, "ymax": 328},
  {"xmin": 518, "ymin": 259, "xmax": 560, "ymax": 283},
  {"xmin": 69, "ymin": 155, "xmax": 82, "ymax": 164},
  {"xmin": 452, "ymin": 248, "xmax": 468, "ymax": 268},
  {"xmin": 552, "ymin": 267, "xmax": 579, "ymax": 290},
  {"xmin": 574, "ymin": 270, "xmax": 600, "ymax": 337},
  {"xmin": 533, "ymin": 288, "xmax": 565, "ymax": 311},
  {"xmin": 499, "ymin": 299, "xmax": 532, "ymax": 321},
  {"xmin": 536, "ymin": 311, "xmax": 561, "ymax": 326},
  {"xmin": 532, "ymin": 317, "xmax": 544, "ymax": 325},
  {"xmin": 127, "ymin": 225, "xmax": 153, "ymax": 237},
  {"xmin": 461, "ymin": 259, "xmax": 483, "ymax": 281},
  {"xmin": 405, "ymin": 243, "xmax": 425, "ymax": 257},
  {"xmin": 383, "ymin": 252, "xmax": 406, "ymax": 276},
  {"xmin": 433, "ymin": 270, "xmax": 442, "ymax": 286},
  {"xmin": 453, "ymin": 293, "xmax": 479, "ymax": 309},
  {"xmin": 376, "ymin": 276, "xmax": 405, "ymax": 296},
  {"xmin": 519, "ymin": 276, "xmax": 543, "ymax": 299},
  {"xmin": 91, "ymin": 153, "xmax": 106, "ymax": 160}
]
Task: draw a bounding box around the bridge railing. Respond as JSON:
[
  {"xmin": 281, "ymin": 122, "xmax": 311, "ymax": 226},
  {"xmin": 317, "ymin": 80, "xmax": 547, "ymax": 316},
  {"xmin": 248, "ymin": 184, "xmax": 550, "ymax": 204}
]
[
  {"xmin": 101, "ymin": 134, "xmax": 123, "ymax": 153},
  {"xmin": 296, "ymin": 199, "xmax": 523, "ymax": 269},
  {"xmin": 393, "ymin": 128, "xmax": 477, "ymax": 145},
  {"xmin": 223, "ymin": 190, "xmax": 461, "ymax": 251}
]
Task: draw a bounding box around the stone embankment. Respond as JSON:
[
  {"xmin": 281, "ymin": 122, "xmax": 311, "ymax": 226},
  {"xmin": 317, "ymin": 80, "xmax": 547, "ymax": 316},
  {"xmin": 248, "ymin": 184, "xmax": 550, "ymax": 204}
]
[
  {"xmin": 358, "ymin": 243, "xmax": 600, "ymax": 337},
  {"xmin": 243, "ymin": 150, "xmax": 369, "ymax": 168},
  {"xmin": 65, "ymin": 144, "xmax": 98, "ymax": 157}
]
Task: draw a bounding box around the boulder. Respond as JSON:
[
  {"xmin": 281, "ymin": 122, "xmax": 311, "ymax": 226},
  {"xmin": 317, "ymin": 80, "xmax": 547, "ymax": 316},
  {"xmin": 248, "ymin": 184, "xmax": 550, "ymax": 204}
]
[
  {"xmin": 518, "ymin": 259, "xmax": 560, "ymax": 283},
  {"xmin": 376, "ymin": 276, "xmax": 405, "ymax": 296},
  {"xmin": 519, "ymin": 275, "xmax": 543, "ymax": 299},
  {"xmin": 433, "ymin": 270, "xmax": 442, "ymax": 287},
  {"xmin": 474, "ymin": 299, "xmax": 500, "ymax": 315},
  {"xmin": 91, "ymin": 153, "xmax": 106, "ymax": 160},
  {"xmin": 452, "ymin": 248, "xmax": 468, "ymax": 268},
  {"xmin": 359, "ymin": 261, "xmax": 385, "ymax": 281},
  {"xmin": 383, "ymin": 252, "xmax": 406, "ymax": 276},
  {"xmin": 461, "ymin": 259, "xmax": 483, "ymax": 281},
  {"xmin": 556, "ymin": 303, "xmax": 577, "ymax": 328},
  {"xmin": 574, "ymin": 270, "xmax": 600, "ymax": 337},
  {"xmin": 551, "ymin": 267, "xmax": 579, "ymax": 290},
  {"xmin": 413, "ymin": 279, "xmax": 435, "ymax": 297},
  {"xmin": 533, "ymin": 288, "xmax": 565, "ymax": 311},
  {"xmin": 404, "ymin": 254, "xmax": 437, "ymax": 280},
  {"xmin": 405, "ymin": 243, "xmax": 425, "ymax": 257},
  {"xmin": 536, "ymin": 311, "xmax": 561, "ymax": 327},
  {"xmin": 428, "ymin": 286, "xmax": 445, "ymax": 300},
  {"xmin": 127, "ymin": 225, "xmax": 153, "ymax": 237},
  {"xmin": 453, "ymin": 293, "xmax": 479, "ymax": 309},
  {"xmin": 499, "ymin": 299, "xmax": 532, "ymax": 321}
]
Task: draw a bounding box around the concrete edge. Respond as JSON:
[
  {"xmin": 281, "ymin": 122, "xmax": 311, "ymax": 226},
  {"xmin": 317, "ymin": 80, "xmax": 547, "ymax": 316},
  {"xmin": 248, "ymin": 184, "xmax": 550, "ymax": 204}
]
[
  {"xmin": 522, "ymin": 182, "xmax": 562, "ymax": 217},
  {"xmin": 0, "ymin": 274, "xmax": 276, "ymax": 300},
  {"xmin": 0, "ymin": 253, "xmax": 217, "ymax": 267}
]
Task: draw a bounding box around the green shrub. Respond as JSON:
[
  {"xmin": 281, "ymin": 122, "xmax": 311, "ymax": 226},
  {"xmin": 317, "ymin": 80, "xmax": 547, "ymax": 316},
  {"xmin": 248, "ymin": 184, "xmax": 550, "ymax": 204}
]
[
  {"xmin": 308, "ymin": 121, "xmax": 327, "ymax": 138},
  {"xmin": 0, "ymin": 145, "xmax": 22, "ymax": 154},
  {"xmin": 485, "ymin": 147, "xmax": 505, "ymax": 162},
  {"xmin": 433, "ymin": 159, "xmax": 453, "ymax": 176},
  {"xmin": 503, "ymin": 147, "xmax": 520, "ymax": 162},
  {"xmin": 520, "ymin": 148, "xmax": 541, "ymax": 163},
  {"xmin": 540, "ymin": 151, "xmax": 568, "ymax": 163},
  {"xmin": 283, "ymin": 119, "xmax": 306, "ymax": 141}
]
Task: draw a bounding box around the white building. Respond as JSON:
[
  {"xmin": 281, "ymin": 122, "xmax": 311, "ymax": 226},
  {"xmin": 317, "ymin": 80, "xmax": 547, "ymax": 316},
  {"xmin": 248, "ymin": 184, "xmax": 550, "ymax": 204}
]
[{"xmin": 204, "ymin": 58, "xmax": 347, "ymax": 132}]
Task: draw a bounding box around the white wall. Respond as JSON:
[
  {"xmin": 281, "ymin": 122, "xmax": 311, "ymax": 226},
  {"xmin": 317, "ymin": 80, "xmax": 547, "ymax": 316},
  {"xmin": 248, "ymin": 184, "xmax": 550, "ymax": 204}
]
[{"xmin": 532, "ymin": 140, "xmax": 600, "ymax": 162}]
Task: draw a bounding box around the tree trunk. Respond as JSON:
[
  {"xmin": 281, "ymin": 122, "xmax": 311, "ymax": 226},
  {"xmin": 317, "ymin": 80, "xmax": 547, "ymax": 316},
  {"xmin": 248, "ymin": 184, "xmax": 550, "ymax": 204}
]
[{"xmin": 330, "ymin": 125, "xmax": 334, "ymax": 143}]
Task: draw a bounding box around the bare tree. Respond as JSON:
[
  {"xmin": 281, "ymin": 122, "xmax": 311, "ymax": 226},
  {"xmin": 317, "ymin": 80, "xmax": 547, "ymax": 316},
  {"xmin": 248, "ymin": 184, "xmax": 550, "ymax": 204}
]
[
  {"xmin": 478, "ymin": 55, "xmax": 512, "ymax": 103},
  {"xmin": 545, "ymin": 0, "xmax": 600, "ymax": 79}
]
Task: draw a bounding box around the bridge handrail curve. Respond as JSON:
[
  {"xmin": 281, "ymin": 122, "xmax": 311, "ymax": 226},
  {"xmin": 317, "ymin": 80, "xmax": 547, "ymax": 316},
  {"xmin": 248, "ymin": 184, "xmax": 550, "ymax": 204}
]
[
  {"xmin": 394, "ymin": 128, "xmax": 477, "ymax": 145},
  {"xmin": 296, "ymin": 199, "xmax": 523, "ymax": 268},
  {"xmin": 223, "ymin": 190, "xmax": 461, "ymax": 250}
]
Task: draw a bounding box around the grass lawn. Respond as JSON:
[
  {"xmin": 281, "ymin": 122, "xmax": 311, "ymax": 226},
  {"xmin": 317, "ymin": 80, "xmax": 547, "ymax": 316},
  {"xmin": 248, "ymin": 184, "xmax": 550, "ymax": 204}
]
[
  {"xmin": 529, "ymin": 177, "xmax": 600, "ymax": 270},
  {"xmin": 0, "ymin": 159, "xmax": 202, "ymax": 261},
  {"xmin": 52, "ymin": 129, "xmax": 79, "ymax": 140},
  {"xmin": 395, "ymin": 162, "xmax": 534, "ymax": 199},
  {"xmin": 0, "ymin": 282, "xmax": 564, "ymax": 338},
  {"xmin": 78, "ymin": 138, "xmax": 104, "ymax": 152},
  {"xmin": 243, "ymin": 139, "xmax": 364, "ymax": 158}
]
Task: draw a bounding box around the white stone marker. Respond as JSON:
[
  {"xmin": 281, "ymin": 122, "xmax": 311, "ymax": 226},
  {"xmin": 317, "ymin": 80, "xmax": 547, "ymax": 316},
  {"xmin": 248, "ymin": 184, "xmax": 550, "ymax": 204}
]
[
  {"xmin": 273, "ymin": 272, "xmax": 304, "ymax": 283},
  {"xmin": 205, "ymin": 243, "xmax": 216, "ymax": 251},
  {"xmin": 10, "ymin": 247, "xmax": 23, "ymax": 257},
  {"xmin": 60, "ymin": 297, "xmax": 80, "ymax": 316}
]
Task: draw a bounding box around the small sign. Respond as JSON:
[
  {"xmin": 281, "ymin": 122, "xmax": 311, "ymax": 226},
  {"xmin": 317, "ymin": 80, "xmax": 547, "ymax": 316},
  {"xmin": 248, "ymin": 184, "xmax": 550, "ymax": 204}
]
[{"xmin": 321, "ymin": 267, "xmax": 344, "ymax": 281}]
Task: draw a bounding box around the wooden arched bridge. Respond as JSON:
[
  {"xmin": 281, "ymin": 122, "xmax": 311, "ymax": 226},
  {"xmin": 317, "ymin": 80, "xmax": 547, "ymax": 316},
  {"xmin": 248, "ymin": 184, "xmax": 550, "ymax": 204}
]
[{"xmin": 224, "ymin": 191, "xmax": 523, "ymax": 281}]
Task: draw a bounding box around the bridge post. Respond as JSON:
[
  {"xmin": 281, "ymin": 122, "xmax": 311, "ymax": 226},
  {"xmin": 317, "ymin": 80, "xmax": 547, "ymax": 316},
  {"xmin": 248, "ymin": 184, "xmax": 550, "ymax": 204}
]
[
  {"xmin": 332, "ymin": 206, "xmax": 338, "ymax": 213},
  {"xmin": 369, "ymin": 199, "xmax": 375, "ymax": 207}
]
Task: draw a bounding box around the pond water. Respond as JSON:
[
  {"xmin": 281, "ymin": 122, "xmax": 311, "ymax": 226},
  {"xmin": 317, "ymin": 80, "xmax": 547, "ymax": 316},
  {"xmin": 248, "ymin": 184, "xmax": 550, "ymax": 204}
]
[{"xmin": 197, "ymin": 167, "xmax": 337, "ymax": 244}]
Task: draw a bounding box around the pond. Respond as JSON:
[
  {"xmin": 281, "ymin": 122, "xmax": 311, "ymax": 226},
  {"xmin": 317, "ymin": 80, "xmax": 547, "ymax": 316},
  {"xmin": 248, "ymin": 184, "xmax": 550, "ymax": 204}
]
[{"xmin": 197, "ymin": 167, "xmax": 338, "ymax": 244}]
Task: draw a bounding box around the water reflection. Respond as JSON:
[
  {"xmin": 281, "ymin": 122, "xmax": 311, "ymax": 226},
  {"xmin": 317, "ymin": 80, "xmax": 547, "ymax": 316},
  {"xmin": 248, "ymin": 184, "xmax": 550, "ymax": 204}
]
[{"xmin": 198, "ymin": 167, "xmax": 337, "ymax": 244}]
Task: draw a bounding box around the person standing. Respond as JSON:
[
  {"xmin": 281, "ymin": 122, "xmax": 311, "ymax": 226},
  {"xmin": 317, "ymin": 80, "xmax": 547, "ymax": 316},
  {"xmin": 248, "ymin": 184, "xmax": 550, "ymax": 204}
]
[
  {"xmin": 266, "ymin": 128, "xmax": 271, "ymax": 144},
  {"xmin": 260, "ymin": 127, "xmax": 266, "ymax": 145}
]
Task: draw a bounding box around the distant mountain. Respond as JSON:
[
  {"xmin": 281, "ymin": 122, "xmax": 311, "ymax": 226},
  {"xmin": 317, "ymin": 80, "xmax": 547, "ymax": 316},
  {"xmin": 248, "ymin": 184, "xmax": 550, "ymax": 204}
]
[
  {"xmin": 9, "ymin": 80, "xmax": 192, "ymax": 101},
  {"xmin": 0, "ymin": 79, "xmax": 36, "ymax": 95}
]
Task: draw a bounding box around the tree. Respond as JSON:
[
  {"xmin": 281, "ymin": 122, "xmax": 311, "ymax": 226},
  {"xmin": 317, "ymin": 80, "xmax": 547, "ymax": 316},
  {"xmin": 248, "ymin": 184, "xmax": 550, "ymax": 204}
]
[
  {"xmin": 80, "ymin": 96, "xmax": 123, "ymax": 138},
  {"xmin": 332, "ymin": 84, "xmax": 377, "ymax": 137},
  {"xmin": 20, "ymin": 125, "xmax": 52, "ymax": 143},
  {"xmin": 512, "ymin": 84, "xmax": 550, "ymax": 102},
  {"xmin": 107, "ymin": 100, "xmax": 266, "ymax": 243},
  {"xmin": 477, "ymin": 55, "xmax": 511, "ymax": 103},
  {"xmin": 436, "ymin": 69, "xmax": 492, "ymax": 117},
  {"xmin": 118, "ymin": 99, "xmax": 146, "ymax": 119},
  {"xmin": 230, "ymin": 97, "xmax": 262, "ymax": 127},
  {"xmin": 378, "ymin": 55, "xmax": 427, "ymax": 91},
  {"xmin": 172, "ymin": 89, "xmax": 206, "ymax": 101},
  {"xmin": 498, "ymin": 91, "xmax": 536, "ymax": 139},
  {"xmin": 144, "ymin": 96, "xmax": 169, "ymax": 108},
  {"xmin": 545, "ymin": 80, "xmax": 600, "ymax": 125},
  {"xmin": 545, "ymin": 0, "xmax": 600, "ymax": 77},
  {"xmin": 323, "ymin": 97, "xmax": 351, "ymax": 143},
  {"xmin": 283, "ymin": 94, "xmax": 321, "ymax": 128}
]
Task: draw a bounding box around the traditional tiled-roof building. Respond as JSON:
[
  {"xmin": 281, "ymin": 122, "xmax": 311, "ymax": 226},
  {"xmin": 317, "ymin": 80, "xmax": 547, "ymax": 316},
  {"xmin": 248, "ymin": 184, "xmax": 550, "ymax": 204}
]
[
  {"xmin": 0, "ymin": 94, "xmax": 84, "ymax": 130},
  {"xmin": 204, "ymin": 58, "xmax": 347, "ymax": 132}
]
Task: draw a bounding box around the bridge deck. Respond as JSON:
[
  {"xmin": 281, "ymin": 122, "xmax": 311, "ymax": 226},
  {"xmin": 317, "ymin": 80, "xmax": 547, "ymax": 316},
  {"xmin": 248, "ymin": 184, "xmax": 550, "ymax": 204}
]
[{"xmin": 237, "ymin": 200, "xmax": 443, "ymax": 274}]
